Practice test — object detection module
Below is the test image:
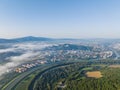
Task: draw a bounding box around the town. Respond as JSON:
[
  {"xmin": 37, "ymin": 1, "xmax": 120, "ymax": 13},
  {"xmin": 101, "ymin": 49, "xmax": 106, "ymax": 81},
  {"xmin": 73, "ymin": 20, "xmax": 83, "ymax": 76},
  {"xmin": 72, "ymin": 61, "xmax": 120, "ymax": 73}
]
[{"xmin": 14, "ymin": 60, "xmax": 47, "ymax": 73}]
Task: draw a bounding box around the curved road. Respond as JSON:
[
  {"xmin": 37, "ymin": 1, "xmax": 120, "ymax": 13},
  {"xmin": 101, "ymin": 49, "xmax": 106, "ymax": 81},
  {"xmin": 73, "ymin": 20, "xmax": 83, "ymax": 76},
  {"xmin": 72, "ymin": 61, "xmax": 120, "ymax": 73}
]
[
  {"xmin": 3, "ymin": 62, "xmax": 74, "ymax": 90},
  {"xmin": 2, "ymin": 64, "xmax": 51, "ymax": 90},
  {"xmin": 28, "ymin": 63, "xmax": 73, "ymax": 90}
]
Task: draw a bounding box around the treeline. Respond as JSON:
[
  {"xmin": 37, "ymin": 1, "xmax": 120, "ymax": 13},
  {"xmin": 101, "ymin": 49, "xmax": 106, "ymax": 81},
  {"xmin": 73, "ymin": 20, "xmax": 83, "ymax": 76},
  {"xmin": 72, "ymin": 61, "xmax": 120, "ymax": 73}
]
[
  {"xmin": 33, "ymin": 62, "xmax": 87, "ymax": 90},
  {"xmin": 63, "ymin": 67, "xmax": 120, "ymax": 90},
  {"xmin": 33, "ymin": 60, "xmax": 120, "ymax": 90}
]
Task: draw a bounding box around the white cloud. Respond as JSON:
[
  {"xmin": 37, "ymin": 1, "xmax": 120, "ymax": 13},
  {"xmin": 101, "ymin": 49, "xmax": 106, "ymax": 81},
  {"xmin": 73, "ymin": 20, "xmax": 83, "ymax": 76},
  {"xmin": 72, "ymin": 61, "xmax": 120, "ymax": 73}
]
[
  {"xmin": 9, "ymin": 51, "xmax": 40, "ymax": 62},
  {"xmin": 0, "ymin": 48, "xmax": 16, "ymax": 53},
  {"xmin": 0, "ymin": 62, "xmax": 17, "ymax": 76},
  {"xmin": 0, "ymin": 42, "xmax": 54, "ymax": 77}
]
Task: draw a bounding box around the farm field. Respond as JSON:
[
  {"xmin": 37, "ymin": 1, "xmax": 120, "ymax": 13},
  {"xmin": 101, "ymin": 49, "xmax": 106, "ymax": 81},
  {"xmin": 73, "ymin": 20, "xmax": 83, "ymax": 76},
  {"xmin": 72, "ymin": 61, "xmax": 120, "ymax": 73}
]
[
  {"xmin": 109, "ymin": 65, "xmax": 120, "ymax": 68},
  {"xmin": 32, "ymin": 61, "xmax": 120, "ymax": 90},
  {"xmin": 86, "ymin": 71, "xmax": 102, "ymax": 78},
  {"xmin": 4, "ymin": 60, "xmax": 120, "ymax": 90}
]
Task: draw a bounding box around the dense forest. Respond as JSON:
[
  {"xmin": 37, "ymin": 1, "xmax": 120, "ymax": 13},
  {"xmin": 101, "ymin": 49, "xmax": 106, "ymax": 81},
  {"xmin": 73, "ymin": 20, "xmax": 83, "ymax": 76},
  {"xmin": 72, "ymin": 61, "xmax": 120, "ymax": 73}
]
[{"xmin": 32, "ymin": 60, "xmax": 120, "ymax": 90}]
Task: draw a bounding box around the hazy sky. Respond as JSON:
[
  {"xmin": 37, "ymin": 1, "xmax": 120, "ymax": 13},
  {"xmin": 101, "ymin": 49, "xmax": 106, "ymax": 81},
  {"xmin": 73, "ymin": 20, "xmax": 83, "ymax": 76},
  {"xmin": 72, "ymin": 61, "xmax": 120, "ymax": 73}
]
[{"xmin": 0, "ymin": 0, "xmax": 120, "ymax": 38}]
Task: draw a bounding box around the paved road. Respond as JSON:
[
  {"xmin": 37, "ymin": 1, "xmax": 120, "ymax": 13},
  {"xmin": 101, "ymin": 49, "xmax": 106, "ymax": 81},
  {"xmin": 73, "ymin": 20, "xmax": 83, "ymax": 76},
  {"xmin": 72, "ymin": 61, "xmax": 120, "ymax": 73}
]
[
  {"xmin": 110, "ymin": 48, "xmax": 120, "ymax": 60},
  {"xmin": 3, "ymin": 62, "xmax": 74, "ymax": 90},
  {"xmin": 28, "ymin": 63, "xmax": 73, "ymax": 90},
  {"xmin": 3, "ymin": 64, "xmax": 50, "ymax": 90}
]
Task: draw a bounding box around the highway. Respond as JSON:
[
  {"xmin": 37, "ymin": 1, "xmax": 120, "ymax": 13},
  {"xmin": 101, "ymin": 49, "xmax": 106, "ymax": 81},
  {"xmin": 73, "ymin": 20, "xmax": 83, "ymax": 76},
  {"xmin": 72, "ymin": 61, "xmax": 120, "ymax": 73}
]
[
  {"xmin": 2, "ymin": 64, "xmax": 50, "ymax": 90},
  {"xmin": 110, "ymin": 48, "xmax": 120, "ymax": 60},
  {"xmin": 28, "ymin": 63, "xmax": 73, "ymax": 90},
  {"xmin": 2, "ymin": 62, "xmax": 74, "ymax": 90}
]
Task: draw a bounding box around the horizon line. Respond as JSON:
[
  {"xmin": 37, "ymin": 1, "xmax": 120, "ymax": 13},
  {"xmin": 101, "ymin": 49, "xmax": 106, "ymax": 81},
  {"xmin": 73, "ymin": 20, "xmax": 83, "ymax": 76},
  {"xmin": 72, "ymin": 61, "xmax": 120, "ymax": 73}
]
[{"xmin": 0, "ymin": 36, "xmax": 120, "ymax": 40}]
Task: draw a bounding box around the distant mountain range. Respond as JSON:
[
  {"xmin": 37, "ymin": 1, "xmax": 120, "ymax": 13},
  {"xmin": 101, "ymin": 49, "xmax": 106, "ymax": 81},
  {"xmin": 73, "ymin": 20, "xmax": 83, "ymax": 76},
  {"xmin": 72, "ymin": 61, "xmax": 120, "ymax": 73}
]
[
  {"xmin": 0, "ymin": 36, "xmax": 120, "ymax": 43},
  {"xmin": 0, "ymin": 36, "xmax": 84, "ymax": 43},
  {"xmin": 0, "ymin": 36, "xmax": 53, "ymax": 43}
]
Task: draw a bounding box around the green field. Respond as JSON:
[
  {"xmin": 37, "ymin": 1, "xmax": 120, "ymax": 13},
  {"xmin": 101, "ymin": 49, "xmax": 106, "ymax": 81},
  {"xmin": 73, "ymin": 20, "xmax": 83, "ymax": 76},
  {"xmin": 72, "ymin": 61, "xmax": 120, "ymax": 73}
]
[
  {"xmin": 32, "ymin": 62, "xmax": 120, "ymax": 90},
  {"xmin": 4, "ymin": 60, "xmax": 120, "ymax": 90}
]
